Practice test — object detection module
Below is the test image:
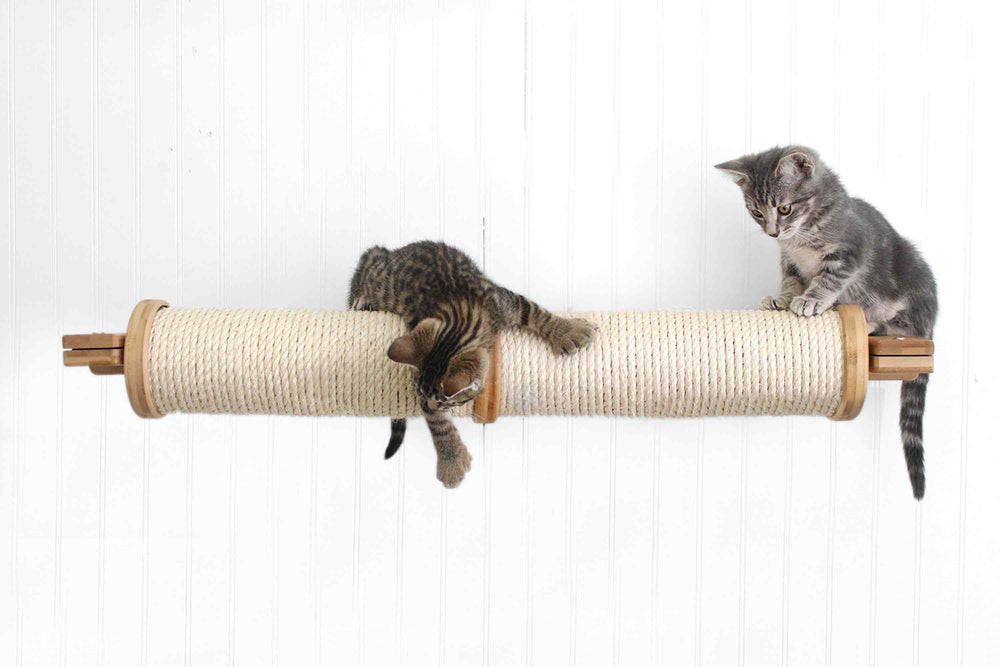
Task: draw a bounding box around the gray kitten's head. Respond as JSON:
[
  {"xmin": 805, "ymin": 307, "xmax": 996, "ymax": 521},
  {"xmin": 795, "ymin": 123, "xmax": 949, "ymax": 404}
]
[{"xmin": 715, "ymin": 145, "xmax": 843, "ymax": 241}]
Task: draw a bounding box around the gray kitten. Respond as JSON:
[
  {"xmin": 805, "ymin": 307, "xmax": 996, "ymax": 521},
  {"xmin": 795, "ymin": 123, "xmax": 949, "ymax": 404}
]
[
  {"xmin": 715, "ymin": 146, "xmax": 937, "ymax": 499},
  {"xmin": 349, "ymin": 241, "xmax": 595, "ymax": 488}
]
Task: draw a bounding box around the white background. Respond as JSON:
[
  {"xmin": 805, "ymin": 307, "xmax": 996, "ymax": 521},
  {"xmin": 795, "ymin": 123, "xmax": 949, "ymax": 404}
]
[{"xmin": 2, "ymin": 0, "xmax": 998, "ymax": 665}]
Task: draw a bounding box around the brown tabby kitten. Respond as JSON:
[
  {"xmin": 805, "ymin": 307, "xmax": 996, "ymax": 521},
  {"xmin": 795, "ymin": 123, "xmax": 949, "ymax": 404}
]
[{"xmin": 349, "ymin": 241, "xmax": 596, "ymax": 488}]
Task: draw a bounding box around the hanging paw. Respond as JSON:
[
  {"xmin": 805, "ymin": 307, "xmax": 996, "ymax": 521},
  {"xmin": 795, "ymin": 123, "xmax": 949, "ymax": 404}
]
[
  {"xmin": 789, "ymin": 296, "xmax": 831, "ymax": 317},
  {"xmin": 437, "ymin": 446, "xmax": 473, "ymax": 489},
  {"xmin": 760, "ymin": 295, "xmax": 791, "ymax": 311},
  {"xmin": 546, "ymin": 317, "xmax": 596, "ymax": 355}
]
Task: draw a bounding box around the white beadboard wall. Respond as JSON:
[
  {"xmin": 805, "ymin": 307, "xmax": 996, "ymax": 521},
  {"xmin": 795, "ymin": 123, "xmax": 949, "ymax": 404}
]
[{"xmin": 2, "ymin": 0, "xmax": 998, "ymax": 665}]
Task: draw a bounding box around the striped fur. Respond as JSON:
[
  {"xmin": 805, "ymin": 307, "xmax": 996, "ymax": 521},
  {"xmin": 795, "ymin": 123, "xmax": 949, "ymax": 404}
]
[
  {"xmin": 901, "ymin": 374, "xmax": 929, "ymax": 499},
  {"xmin": 385, "ymin": 418, "xmax": 407, "ymax": 459},
  {"xmin": 717, "ymin": 146, "xmax": 938, "ymax": 499},
  {"xmin": 349, "ymin": 241, "xmax": 595, "ymax": 488}
]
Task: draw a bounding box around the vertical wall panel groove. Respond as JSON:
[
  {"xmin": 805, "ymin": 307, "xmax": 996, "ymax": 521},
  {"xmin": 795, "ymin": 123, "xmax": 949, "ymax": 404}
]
[
  {"xmin": 955, "ymin": 5, "xmax": 975, "ymax": 665},
  {"xmin": 50, "ymin": 2, "xmax": 65, "ymax": 666}
]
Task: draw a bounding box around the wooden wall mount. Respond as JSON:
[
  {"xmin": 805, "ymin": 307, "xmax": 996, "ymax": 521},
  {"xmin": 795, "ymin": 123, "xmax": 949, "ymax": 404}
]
[
  {"xmin": 62, "ymin": 299, "xmax": 169, "ymax": 419},
  {"xmin": 868, "ymin": 336, "xmax": 934, "ymax": 381}
]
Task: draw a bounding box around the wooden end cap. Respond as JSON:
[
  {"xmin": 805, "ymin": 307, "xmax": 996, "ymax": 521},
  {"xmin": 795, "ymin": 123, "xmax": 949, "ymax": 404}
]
[
  {"xmin": 472, "ymin": 338, "xmax": 502, "ymax": 424},
  {"xmin": 124, "ymin": 300, "xmax": 169, "ymax": 419},
  {"xmin": 831, "ymin": 304, "xmax": 869, "ymax": 421}
]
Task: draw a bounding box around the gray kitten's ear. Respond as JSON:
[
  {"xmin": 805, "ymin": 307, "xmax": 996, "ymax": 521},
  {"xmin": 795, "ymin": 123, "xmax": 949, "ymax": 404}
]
[
  {"xmin": 714, "ymin": 160, "xmax": 749, "ymax": 186},
  {"xmin": 776, "ymin": 151, "xmax": 815, "ymax": 182},
  {"xmin": 387, "ymin": 318, "xmax": 441, "ymax": 367}
]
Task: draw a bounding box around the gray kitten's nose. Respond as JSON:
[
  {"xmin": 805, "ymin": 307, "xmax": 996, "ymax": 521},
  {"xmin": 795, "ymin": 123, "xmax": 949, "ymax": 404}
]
[{"xmin": 425, "ymin": 398, "xmax": 440, "ymax": 410}]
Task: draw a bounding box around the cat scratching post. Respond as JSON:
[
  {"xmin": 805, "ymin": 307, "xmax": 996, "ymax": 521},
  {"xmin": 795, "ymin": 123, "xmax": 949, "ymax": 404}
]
[{"xmin": 62, "ymin": 300, "xmax": 933, "ymax": 422}]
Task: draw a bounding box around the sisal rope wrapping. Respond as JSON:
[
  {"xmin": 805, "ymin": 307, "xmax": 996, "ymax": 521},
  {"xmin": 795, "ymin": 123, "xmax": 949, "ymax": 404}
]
[{"xmin": 147, "ymin": 307, "xmax": 844, "ymax": 419}]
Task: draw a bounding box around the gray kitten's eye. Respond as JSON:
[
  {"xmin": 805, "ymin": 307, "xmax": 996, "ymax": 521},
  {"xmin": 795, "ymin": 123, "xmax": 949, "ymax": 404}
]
[
  {"xmin": 778, "ymin": 204, "xmax": 791, "ymax": 215},
  {"xmin": 750, "ymin": 209, "xmax": 764, "ymax": 219}
]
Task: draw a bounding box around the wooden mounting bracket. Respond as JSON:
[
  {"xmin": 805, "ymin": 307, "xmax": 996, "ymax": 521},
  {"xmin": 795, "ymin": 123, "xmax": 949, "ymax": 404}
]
[
  {"xmin": 62, "ymin": 333, "xmax": 126, "ymax": 375},
  {"xmin": 868, "ymin": 336, "xmax": 934, "ymax": 381},
  {"xmin": 62, "ymin": 299, "xmax": 169, "ymax": 418}
]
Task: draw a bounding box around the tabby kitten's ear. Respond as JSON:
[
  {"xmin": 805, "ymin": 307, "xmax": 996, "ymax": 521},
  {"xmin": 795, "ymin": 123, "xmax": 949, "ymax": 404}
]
[
  {"xmin": 442, "ymin": 371, "xmax": 480, "ymax": 398},
  {"xmin": 775, "ymin": 150, "xmax": 815, "ymax": 182},
  {"xmin": 441, "ymin": 347, "xmax": 488, "ymax": 398},
  {"xmin": 714, "ymin": 159, "xmax": 750, "ymax": 186},
  {"xmin": 387, "ymin": 318, "xmax": 443, "ymax": 367}
]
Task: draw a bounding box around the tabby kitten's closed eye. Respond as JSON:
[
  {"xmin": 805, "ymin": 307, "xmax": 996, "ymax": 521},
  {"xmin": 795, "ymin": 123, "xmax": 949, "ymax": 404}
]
[
  {"xmin": 716, "ymin": 146, "xmax": 938, "ymax": 499},
  {"xmin": 349, "ymin": 241, "xmax": 596, "ymax": 488}
]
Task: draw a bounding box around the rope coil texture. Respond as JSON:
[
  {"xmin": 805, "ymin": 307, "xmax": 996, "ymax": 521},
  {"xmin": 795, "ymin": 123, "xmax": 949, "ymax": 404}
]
[{"xmin": 147, "ymin": 307, "xmax": 845, "ymax": 419}]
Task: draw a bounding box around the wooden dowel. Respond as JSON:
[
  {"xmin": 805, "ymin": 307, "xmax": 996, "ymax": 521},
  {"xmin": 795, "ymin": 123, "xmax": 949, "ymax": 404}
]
[
  {"xmin": 870, "ymin": 355, "xmax": 934, "ymax": 376},
  {"xmin": 63, "ymin": 348, "xmax": 124, "ymax": 367},
  {"xmin": 869, "ymin": 336, "xmax": 934, "ymax": 357},
  {"xmin": 89, "ymin": 365, "xmax": 126, "ymax": 376},
  {"xmin": 869, "ymin": 371, "xmax": 920, "ymax": 382},
  {"xmin": 62, "ymin": 333, "xmax": 126, "ymax": 350}
]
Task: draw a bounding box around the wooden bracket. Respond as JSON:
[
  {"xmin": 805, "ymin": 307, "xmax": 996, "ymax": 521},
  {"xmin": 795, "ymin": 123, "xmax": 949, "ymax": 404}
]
[
  {"xmin": 62, "ymin": 333, "xmax": 126, "ymax": 375},
  {"xmin": 62, "ymin": 299, "xmax": 169, "ymax": 418},
  {"xmin": 868, "ymin": 336, "xmax": 934, "ymax": 381}
]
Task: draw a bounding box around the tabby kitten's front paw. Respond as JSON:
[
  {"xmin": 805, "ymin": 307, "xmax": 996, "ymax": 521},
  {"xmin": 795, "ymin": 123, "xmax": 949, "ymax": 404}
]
[
  {"xmin": 547, "ymin": 317, "xmax": 596, "ymax": 355},
  {"xmin": 760, "ymin": 295, "xmax": 791, "ymax": 311},
  {"xmin": 789, "ymin": 296, "xmax": 831, "ymax": 317},
  {"xmin": 437, "ymin": 446, "xmax": 473, "ymax": 489}
]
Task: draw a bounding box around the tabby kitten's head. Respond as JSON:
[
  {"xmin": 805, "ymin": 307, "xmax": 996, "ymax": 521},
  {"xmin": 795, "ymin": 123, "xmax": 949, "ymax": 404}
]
[
  {"xmin": 715, "ymin": 146, "xmax": 842, "ymax": 241},
  {"xmin": 387, "ymin": 317, "xmax": 490, "ymax": 411}
]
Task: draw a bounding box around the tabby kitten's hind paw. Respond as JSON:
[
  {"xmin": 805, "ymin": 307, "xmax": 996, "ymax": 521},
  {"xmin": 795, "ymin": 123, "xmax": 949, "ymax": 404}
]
[
  {"xmin": 547, "ymin": 317, "xmax": 596, "ymax": 355},
  {"xmin": 437, "ymin": 446, "xmax": 473, "ymax": 489},
  {"xmin": 760, "ymin": 295, "xmax": 791, "ymax": 311}
]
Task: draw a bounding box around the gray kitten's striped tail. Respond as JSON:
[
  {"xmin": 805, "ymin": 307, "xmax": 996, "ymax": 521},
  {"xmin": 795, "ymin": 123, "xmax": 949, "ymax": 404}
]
[
  {"xmin": 385, "ymin": 418, "xmax": 407, "ymax": 459},
  {"xmin": 900, "ymin": 373, "xmax": 929, "ymax": 499}
]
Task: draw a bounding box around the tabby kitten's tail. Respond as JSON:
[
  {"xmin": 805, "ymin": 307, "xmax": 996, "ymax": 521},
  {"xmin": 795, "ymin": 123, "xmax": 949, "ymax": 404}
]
[
  {"xmin": 386, "ymin": 418, "xmax": 407, "ymax": 459},
  {"xmin": 900, "ymin": 374, "xmax": 929, "ymax": 499}
]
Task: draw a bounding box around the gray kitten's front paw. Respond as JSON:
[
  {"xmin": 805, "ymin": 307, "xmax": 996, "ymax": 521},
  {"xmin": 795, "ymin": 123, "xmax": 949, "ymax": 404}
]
[
  {"xmin": 789, "ymin": 296, "xmax": 831, "ymax": 317},
  {"xmin": 437, "ymin": 447, "xmax": 472, "ymax": 489},
  {"xmin": 547, "ymin": 318, "xmax": 596, "ymax": 355},
  {"xmin": 760, "ymin": 295, "xmax": 790, "ymax": 311}
]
